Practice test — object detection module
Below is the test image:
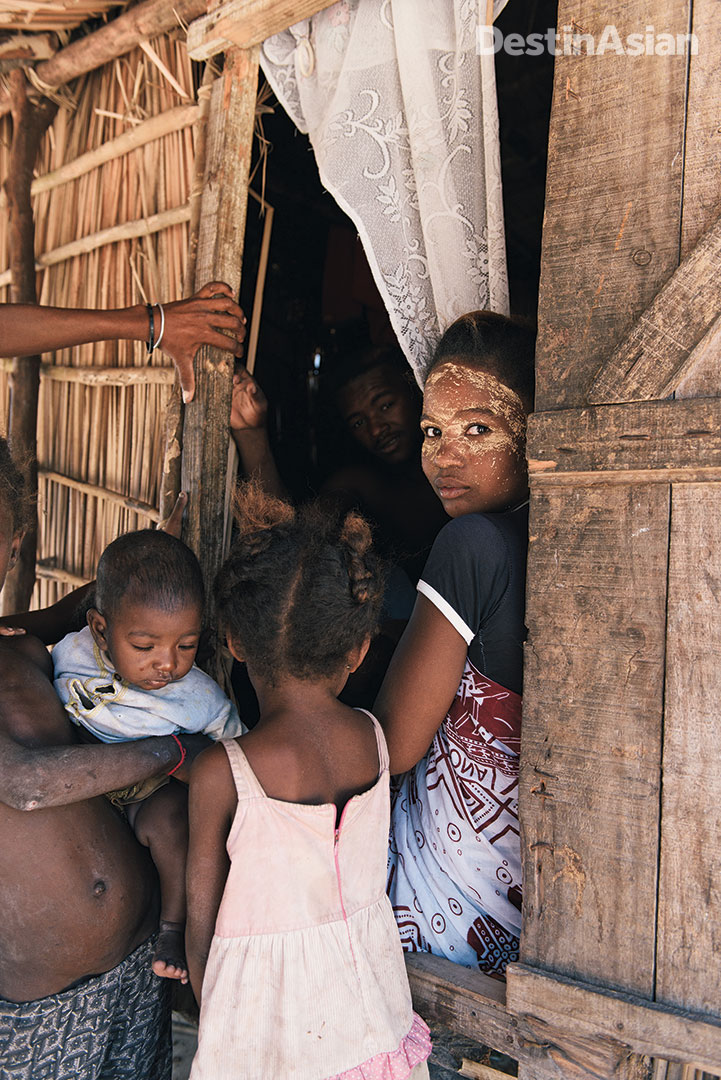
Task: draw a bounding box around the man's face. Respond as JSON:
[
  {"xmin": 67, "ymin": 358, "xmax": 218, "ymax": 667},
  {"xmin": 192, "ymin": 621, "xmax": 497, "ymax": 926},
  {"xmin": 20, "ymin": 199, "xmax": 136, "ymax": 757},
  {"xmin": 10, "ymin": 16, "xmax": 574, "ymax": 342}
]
[{"xmin": 336, "ymin": 364, "xmax": 419, "ymax": 465}]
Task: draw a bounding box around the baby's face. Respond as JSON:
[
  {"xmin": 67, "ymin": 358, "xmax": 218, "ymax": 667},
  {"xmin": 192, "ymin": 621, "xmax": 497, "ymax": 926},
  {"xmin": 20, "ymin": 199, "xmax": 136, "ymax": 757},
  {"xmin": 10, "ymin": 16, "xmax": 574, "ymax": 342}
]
[
  {"xmin": 421, "ymin": 359, "xmax": 529, "ymax": 517},
  {"xmin": 90, "ymin": 601, "xmax": 202, "ymax": 690}
]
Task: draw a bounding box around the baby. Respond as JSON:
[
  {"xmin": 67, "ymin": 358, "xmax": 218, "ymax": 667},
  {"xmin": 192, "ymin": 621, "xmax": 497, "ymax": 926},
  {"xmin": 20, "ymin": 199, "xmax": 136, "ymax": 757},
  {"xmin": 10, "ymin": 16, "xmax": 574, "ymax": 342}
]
[{"xmin": 53, "ymin": 529, "xmax": 243, "ymax": 982}]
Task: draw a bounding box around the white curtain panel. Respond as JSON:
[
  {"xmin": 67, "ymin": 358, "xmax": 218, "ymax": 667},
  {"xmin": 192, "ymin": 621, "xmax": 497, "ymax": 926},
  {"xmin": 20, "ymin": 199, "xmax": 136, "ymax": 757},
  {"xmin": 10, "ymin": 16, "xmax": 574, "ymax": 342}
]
[{"xmin": 261, "ymin": 0, "xmax": 509, "ymax": 383}]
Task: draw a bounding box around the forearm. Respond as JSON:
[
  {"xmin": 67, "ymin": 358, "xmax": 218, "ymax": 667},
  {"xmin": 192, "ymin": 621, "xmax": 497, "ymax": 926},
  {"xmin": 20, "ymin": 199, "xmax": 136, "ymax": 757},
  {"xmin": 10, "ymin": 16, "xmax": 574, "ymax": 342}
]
[
  {"xmin": 0, "ymin": 582, "xmax": 93, "ymax": 644},
  {"xmin": 231, "ymin": 427, "xmax": 286, "ymax": 499},
  {"xmin": 186, "ymin": 922, "xmax": 212, "ymax": 1006},
  {"xmin": 0, "ymin": 735, "xmax": 181, "ymax": 811},
  {"xmin": 0, "ymin": 304, "xmax": 148, "ymax": 357}
]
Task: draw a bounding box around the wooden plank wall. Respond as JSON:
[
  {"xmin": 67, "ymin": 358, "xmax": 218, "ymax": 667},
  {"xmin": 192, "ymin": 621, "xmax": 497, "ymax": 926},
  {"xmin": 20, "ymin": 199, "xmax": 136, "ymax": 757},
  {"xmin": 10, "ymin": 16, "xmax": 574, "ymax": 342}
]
[{"xmin": 512, "ymin": 0, "xmax": 721, "ymax": 1075}]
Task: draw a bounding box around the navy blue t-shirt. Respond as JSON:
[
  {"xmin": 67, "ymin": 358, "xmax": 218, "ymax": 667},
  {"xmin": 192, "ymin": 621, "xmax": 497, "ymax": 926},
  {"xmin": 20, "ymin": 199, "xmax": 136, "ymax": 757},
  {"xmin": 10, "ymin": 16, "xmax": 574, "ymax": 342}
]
[{"xmin": 416, "ymin": 504, "xmax": 528, "ymax": 696}]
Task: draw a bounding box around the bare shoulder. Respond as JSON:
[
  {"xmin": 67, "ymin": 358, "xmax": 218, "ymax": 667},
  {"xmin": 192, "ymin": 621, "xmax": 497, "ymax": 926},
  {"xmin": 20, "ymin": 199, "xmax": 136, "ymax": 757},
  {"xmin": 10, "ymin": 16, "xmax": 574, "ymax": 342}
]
[
  {"xmin": 0, "ymin": 634, "xmax": 53, "ymax": 679},
  {"xmin": 0, "ymin": 637, "xmax": 65, "ymax": 742},
  {"xmin": 190, "ymin": 740, "xmax": 232, "ymax": 785}
]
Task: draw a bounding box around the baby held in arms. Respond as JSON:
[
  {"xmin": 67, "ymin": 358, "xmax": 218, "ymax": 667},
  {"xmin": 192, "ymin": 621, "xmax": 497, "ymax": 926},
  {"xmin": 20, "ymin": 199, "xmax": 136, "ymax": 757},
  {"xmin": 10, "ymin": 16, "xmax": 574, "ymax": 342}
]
[{"xmin": 52, "ymin": 530, "xmax": 243, "ymax": 982}]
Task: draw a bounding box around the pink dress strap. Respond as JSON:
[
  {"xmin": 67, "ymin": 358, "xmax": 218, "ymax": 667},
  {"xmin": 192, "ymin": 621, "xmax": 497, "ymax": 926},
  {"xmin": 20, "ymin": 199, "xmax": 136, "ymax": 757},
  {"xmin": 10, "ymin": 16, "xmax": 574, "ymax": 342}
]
[
  {"xmin": 221, "ymin": 738, "xmax": 264, "ymax": 801},
  {"xmin": 355, "ymin": 708, "xmax": 390, "ymax": 776}
]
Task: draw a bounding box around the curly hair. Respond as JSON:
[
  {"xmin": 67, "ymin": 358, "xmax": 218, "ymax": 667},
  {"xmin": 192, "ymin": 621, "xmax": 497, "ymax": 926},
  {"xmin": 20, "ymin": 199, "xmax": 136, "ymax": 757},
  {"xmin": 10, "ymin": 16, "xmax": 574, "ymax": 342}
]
[
  {"xmin": 215, "ymin": 482, "xmax": 385, "ymax": 684},
  {"xmin": 428, "ymin": 311, "xmax": 536, "ymax": 411},
  {"xmin": 95, "ymin": 529, "xmax": 204, "ymax": 619},
  {"xmin": 0, "ymin": 436, "xmax": 30, "ymax": 534}
]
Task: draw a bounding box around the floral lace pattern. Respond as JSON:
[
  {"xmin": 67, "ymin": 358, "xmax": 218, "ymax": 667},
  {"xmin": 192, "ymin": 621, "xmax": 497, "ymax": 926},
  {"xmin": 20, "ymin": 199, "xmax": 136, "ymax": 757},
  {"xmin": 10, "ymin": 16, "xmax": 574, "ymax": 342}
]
[{"xmin": 261, "ymin": 0, "xmax": 509, "ymax": 382}]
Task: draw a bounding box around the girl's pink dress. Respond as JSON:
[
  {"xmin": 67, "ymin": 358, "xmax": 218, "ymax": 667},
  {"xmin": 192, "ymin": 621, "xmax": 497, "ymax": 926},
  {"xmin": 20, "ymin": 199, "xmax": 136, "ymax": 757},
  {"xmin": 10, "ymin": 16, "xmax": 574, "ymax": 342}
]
[{"xmin": 190, "ymin": 712, "xmax": 431, "ymax": 1080}]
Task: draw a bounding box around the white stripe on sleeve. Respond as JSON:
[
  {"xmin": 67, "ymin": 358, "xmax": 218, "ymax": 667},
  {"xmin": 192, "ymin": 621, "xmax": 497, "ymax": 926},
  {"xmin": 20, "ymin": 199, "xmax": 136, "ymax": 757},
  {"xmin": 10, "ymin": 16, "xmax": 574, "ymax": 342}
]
[{"xmin": 417, "ymin": 580, "xmax": 474, "ymax": 645}]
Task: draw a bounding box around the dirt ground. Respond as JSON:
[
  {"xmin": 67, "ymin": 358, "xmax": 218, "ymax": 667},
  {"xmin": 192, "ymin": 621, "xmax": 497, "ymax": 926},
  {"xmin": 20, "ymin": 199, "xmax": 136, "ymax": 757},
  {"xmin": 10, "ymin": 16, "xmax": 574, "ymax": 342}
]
[{"xmin": 171, "ymin": 1016, "xmax": 518, "ymax": 1079}]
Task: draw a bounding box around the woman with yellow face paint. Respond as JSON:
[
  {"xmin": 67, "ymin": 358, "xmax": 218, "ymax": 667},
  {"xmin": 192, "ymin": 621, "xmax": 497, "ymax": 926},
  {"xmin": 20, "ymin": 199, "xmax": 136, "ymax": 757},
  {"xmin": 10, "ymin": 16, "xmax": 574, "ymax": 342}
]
[{"xmin": 375, "ymin": 312, "xmax": 535, "ymax": 977}]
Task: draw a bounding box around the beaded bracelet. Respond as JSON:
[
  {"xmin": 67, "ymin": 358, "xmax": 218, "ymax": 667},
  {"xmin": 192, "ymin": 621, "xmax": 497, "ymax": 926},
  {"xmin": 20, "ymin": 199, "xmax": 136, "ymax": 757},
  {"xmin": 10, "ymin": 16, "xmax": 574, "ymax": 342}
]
[{"xmin": 167, "ymin": 732, "xmax": 186, "ymax": 776}]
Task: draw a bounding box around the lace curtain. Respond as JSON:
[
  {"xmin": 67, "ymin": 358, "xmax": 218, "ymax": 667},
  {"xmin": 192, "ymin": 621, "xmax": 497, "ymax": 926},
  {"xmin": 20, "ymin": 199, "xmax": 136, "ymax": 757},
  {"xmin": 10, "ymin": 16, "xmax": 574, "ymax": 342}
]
[{"xmin": 260, "ymin": 0, "xmax": 509, "ymax": 382}]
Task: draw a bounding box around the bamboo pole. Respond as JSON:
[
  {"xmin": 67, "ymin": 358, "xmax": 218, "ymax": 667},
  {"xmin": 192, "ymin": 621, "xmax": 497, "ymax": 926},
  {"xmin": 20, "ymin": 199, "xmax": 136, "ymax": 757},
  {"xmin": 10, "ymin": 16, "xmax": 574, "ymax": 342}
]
[
  {"xmin": 0, "ymin": 104, "xmax": 200, "ymax": 208},
  {"xmin": 0, "ymin": 203, "xmax": 192, "ymax": 286},
  {"xmin": 36, "ymin": 565, "xmax": 90, "ymax": 587},
  {"xmin": 2, "ymin": 71, "xmax": 57, "ymax": 615},
  {"xmin": 0, "ymin": 359, "xmax": 175, "ymax": 383},
  {"xmin": 41, "ymin": 469, "xmax": 161, "ymax": 521}
]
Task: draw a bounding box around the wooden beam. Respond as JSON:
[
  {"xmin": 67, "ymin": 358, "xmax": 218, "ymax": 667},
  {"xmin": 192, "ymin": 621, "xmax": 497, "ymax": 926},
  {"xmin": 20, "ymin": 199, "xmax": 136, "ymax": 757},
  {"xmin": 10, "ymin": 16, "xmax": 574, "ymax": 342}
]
[
  {"xmin": 40, "ymin": 470, "xmax": 160, "ymax": 522},
  {"xmin": 406, "ymin": 954, "xmax": 650, "ymax": 1080},
  {"xmin": 0, "ymin": 359, "xmax": 174, "ymax": 384},
  {"xmin": 0, "ymin": 0, "xmax": 207, "ymax": 119},
  {"xmin": 530, "ymin": 467, "xmax": 721, "ymax": 488},
  {"xmin": 657, "ymin": 484, "xmax": 721, "ymax": 1015},
  {"xmin": 534, "ymin": 1, "xmax": 690, "ymax": 410},
  {"xmin": 588, "ymin": 212, "xmax": 721, "ymax": 404},
  {"xmin": 187, "ymin": 0, "xmax": 337, "ymax": 60},
  {"xmin": 180, "ymin": 47, "xmax": 258, "ymax": 614},
  {"xmin": 0, "ymin": 204, "xmax": 192, "ymax": 288},
  {"xmin": 159, "ymin": 72, "xmax": 214, "ymax": 525},
  {"xmin": 527, "ymin": 398, "xmax": 721, "ymax": 476},
  {"xmin": 2, "ymin": 72, "xmax": 57, "ymax": 615},
  {"xmin": 507, "ymin": 964, "xmax": 721, "ymax": 1074}
]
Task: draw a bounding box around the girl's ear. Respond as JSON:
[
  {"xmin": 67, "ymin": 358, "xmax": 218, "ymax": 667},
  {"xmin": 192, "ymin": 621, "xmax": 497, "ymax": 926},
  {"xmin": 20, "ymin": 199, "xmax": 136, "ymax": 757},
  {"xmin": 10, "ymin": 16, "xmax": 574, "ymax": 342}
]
[
  {"xmin": 347, "ymin": 635, "xmax": 371, "ymax": 674},
  {"xmin": 226, "ymin": 634, "xmax": 244, "ymax": 664},
  {"xmin": 86, "ymin": 608, "xmax": 109, "ymax": 649},
  {"xmin": 8, "ymin": 531, "xmax": 23, "ymax": 571}
]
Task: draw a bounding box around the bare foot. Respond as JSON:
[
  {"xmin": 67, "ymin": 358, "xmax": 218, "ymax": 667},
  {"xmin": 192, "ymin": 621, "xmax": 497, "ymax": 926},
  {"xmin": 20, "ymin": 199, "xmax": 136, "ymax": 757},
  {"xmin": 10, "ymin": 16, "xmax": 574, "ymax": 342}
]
[{"xmin": 152, "ymin": 920, "xmax": 188, "ymax": 983}]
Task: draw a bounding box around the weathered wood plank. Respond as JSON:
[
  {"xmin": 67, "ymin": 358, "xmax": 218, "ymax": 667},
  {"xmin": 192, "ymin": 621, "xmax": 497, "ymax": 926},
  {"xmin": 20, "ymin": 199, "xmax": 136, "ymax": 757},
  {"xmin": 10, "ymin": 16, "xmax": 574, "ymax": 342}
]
[
  {"xmin": 526, "ymin": 399, "xmax": 721, "ymax": 476},
  {"xmin": 656, "ymin": 484, "xmax": 721, "ymax": 1014},
  {"xmin": 675, "ymin": 0, "xmax": 721, "ymax": 398},
  {"xmin": 535, "ymin": 1, "xmax": 689, "ymax": 410},
  {"xmin": 187, "ymin": 0, "xmax": 337, "ymax": 60},
  {"xmin": 520, "ymin": 484, "xmax": 668, "ymax": 993},
  {"xmin": 405, "ymin": 953, "xmax": 637, "ymax": 1080},
  {"xmin": 587, "ymin": 212, "xmax": 721, "ymax": 404},
  {"xmin": 507, "ymin": 964, "xmax": 721, "ymax": 1074},
  {"xmin": 530, "ymin": 468, "xmax": 721, "ymax": 488},
  {"xmin": 180, "ymin": 48, "xmax": 258, "ymax": 608}
]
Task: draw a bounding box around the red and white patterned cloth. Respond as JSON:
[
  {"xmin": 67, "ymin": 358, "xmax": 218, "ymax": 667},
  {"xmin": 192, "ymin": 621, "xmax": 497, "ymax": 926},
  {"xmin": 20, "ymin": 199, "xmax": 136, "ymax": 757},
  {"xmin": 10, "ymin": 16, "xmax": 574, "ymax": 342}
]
[{"xmin": 387, "ymin": 657, "xmax": 522, "ymax": 977}]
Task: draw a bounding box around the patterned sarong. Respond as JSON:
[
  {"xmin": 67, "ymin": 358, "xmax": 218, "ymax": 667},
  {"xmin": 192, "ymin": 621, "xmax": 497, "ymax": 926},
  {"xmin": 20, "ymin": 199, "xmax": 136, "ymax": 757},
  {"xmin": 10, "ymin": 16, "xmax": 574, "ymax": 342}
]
[
  {"xmin": 388, "ymin": 658, "xmax": 522, "ymax": 976},
  {"xmin": 0, "ymin": 935, "xmax": 171, "ymax": 1080}
]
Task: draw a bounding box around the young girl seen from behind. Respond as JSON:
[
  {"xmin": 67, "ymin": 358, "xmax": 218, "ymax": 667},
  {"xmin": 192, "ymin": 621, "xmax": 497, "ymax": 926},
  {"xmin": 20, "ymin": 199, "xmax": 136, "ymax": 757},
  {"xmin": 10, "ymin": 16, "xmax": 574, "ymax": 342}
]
[{"xmin": 186, "ymin": 485, "xmax": 432, "ymax": 1080}]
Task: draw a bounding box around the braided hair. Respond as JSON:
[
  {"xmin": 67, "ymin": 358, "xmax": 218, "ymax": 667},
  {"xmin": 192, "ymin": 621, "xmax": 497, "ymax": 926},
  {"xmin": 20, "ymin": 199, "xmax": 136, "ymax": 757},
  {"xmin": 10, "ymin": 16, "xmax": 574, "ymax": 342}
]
[
  {"xmin": 215, "ymin": 482, "xmax": 385, "ymax": 684},
  {"xmin": 428, "ymin": 311, "xmax": 536, "ymax": 411}
]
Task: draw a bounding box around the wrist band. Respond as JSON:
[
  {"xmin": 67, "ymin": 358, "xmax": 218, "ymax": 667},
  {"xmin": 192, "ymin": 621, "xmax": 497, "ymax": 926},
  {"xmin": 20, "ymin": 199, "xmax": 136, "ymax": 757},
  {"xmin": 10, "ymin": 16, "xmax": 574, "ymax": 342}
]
[
  {"xmin": 146, "ymin": 303, "xmax": 155, "ymax": 355},
  {"xmin": 167, "ymin": 732, "xmax": 186, "ymax": 776},
  {"xmin": 154, "ymin": 302, "xmax": 165, "ymax": 351}
]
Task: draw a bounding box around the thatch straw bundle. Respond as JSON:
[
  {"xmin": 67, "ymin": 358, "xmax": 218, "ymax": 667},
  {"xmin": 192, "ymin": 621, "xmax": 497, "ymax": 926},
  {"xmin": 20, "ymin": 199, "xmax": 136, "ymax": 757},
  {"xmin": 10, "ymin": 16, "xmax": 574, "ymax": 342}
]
[
  {"xmin": 0, "ymin": 32, "xmax": 198, "ymax": 609},
  {"xmin": 0, "ymin": 1, "xmax": 132, "ymax": 34}
]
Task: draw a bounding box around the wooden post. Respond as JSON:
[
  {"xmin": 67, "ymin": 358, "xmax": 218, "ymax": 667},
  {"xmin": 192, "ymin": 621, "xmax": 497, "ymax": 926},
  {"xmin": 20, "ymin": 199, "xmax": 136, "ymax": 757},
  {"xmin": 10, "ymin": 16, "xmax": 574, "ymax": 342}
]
[
  {"xmin": 180, "ymin": 47, "xmax": 259, "ymax": 614},
  {"xmin": 159, "ymin": 71, "xmax": 214, "ymax": 524},
  {"xmin": 2, "ymin": 71, "xmax": 56, "ymax": 614}
]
